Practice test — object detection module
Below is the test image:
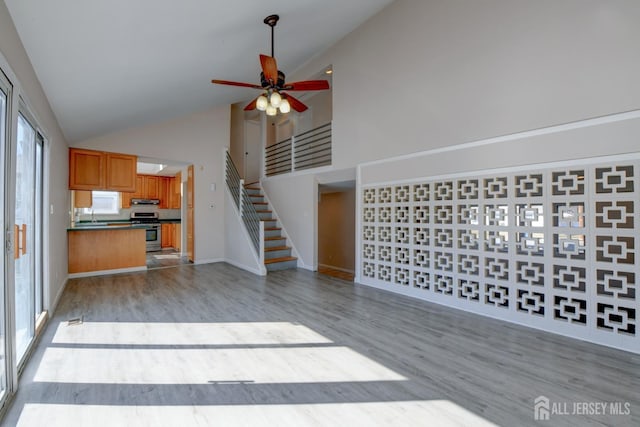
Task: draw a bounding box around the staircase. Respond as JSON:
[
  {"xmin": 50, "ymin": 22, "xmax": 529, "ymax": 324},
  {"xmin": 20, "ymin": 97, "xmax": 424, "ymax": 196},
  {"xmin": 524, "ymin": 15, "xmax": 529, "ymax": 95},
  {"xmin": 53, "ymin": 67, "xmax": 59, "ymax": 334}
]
[{"xmin": 245, "ymin": 183, "xmax": 298, "ymax": 272}]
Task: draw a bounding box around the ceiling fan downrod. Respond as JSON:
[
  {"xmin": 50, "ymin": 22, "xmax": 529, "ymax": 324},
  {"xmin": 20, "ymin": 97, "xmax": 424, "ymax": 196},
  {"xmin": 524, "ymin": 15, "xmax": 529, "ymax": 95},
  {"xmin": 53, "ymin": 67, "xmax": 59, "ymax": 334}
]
[{"xmin": 263, "ymin": 14, "xmax": 279, "ymax": 58}]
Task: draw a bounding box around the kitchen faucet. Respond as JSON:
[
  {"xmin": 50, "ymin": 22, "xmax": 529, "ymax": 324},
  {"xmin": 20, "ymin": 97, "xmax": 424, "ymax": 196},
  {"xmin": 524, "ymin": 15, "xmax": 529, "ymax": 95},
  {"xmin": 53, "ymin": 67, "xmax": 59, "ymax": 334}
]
[{"xmin": 91, "ymin": 209, "xmax": 96, "ymax": 223}]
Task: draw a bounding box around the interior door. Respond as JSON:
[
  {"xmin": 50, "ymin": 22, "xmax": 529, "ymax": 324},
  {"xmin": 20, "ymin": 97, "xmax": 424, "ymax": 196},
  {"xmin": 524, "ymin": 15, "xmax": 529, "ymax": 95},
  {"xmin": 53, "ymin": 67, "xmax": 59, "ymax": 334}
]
[
  {"xmin": 14, "ymin": 113, "xmax": 43, "ymax": 363},
  {"xmin": 243, "ymin": 119, "xmax": 261, "ymax": 184}
]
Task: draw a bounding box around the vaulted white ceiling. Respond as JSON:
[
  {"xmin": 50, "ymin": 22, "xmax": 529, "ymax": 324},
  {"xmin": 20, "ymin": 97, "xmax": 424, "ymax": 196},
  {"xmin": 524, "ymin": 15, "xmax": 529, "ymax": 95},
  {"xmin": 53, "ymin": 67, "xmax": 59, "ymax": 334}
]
[{"xmin": 5, "ymin": 0, "xmax": 393, "ymax": 143}]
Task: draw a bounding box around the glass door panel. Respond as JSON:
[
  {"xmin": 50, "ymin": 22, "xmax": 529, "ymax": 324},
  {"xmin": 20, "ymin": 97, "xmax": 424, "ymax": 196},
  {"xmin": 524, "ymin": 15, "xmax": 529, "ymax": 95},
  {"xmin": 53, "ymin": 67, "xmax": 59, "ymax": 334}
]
[
  {"xmin": 0, "ymin": 80, "xmax": 8, "ymax": 399},
  {"xmin": 34, "ymin": 133, "xmax": 43, "ymax": 319},
  {"xmin": 14, "ymin": 114, "xmax": 36, "ymax": 362}
]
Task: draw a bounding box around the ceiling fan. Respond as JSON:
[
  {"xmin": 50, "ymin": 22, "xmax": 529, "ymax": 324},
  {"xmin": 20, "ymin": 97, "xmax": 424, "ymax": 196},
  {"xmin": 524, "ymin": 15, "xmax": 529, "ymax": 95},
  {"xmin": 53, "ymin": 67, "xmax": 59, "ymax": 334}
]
[{"xmin": 211, "ymin": 14, "xmax": 330, "ymax": 115}]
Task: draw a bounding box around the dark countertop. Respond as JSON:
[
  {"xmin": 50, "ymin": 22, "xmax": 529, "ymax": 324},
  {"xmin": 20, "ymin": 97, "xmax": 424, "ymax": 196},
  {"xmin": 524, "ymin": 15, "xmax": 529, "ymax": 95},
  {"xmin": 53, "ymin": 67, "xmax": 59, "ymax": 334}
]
[
  {"xmin": 68, "ymin": 218, "xmax": 181, "ymax": 231},
  {"xmin": 67, "ymin": 224, "xmax": 146, "ymax": 231}
]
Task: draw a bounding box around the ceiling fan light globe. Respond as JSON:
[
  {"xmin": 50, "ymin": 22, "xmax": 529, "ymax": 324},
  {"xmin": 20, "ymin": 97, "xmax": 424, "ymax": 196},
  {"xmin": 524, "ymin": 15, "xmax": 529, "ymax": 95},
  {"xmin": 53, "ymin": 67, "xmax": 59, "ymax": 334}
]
[
  {"xmin": 279, "ymin": 99, "xmax": 291, "ymax": 114},
  {"xmin": 266, "ymin": 105, "xmax": 277, "ymax": 116},
  {"xmin": 270, "ymin": 91, "xmax": 282, "ymax": 108},
  {"xmin": 256, "ymin": 95, "xmax": 268, "ymax": 111}
]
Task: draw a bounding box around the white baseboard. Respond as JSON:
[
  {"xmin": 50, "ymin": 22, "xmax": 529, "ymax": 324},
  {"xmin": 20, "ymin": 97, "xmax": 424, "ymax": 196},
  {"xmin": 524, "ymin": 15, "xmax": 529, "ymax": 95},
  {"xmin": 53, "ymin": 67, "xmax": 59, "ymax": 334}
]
[
  {"xmin": 224, "ymin": 258, "xmax": 267, "ymax": 276},
  {"xmin": 51, "ymin": 277, "xmax": 69, "ymax": 314},
  {"xmin": 297, "ymin": 260, "xmax": 315, "ymax": 271},
  {"xmin": 193, "ymin": 258, "xmax": 225, "ymax": 265}
]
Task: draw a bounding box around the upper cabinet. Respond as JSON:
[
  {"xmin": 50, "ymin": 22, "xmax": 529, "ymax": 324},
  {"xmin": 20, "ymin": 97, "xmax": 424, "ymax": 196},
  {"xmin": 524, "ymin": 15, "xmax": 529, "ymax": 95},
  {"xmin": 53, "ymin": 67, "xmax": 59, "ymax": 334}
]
[
  {"xmin": 121, "ymin": 174, "xmax": 181, "ymax": 209},
  {"xmin": 69, "ymin": 148, "xmax": 137, "ymax": 192},
  {"xmin": 105, "ymin": 153, "xmax": 137, "ymax": 192},
  {"xmin": 171, "ymin": 172, "xmax": 182, "ymax": 209},
  {"xmin": 144, "ymin": 176, "xmax": 161, "ymax": 199},
  {"xmin": 69, "ymin": 148, "xmax": 104, "ymax": 190}
]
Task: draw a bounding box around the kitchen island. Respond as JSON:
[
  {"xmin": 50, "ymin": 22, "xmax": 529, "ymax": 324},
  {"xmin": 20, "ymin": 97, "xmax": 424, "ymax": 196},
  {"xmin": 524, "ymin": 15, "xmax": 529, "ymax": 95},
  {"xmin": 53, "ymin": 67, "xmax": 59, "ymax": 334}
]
[{"xmin": 68, "ymin": 225, "xmax": 146, "ymax": 276}]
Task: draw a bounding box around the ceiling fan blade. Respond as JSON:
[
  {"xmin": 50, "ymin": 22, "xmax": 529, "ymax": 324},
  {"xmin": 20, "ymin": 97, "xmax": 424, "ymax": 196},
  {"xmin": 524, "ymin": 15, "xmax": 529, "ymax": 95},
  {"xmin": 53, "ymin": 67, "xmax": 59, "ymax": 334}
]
[
  {"xmin": 283, "ymin": 80, "xmax": 330, "ymax": 91},
  {"xmin": 282, "ymin": 93, "xmax": 308, "ymax": 112},
  {"xmin": 211, "ymin": 79, "xmax": 262, "ymax": 89},
  {"xmin": 260, "ymin": 54, "xmax": 278, "ymax": 85},
  {"xmin": 244, "ymin": 97, "xmax": 258, "ymax": 111}
]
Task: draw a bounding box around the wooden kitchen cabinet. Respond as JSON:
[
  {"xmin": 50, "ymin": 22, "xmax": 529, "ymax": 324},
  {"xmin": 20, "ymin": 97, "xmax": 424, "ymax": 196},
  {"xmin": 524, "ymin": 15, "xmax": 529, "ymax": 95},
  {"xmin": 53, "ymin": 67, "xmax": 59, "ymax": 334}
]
[
  {"xmin": 105, "ymin": 152, "xmax": 137, "ymax": 192},
  {"xmin": 174, "ymin": 222, "xmax": 181, "ymax": 251},
  {"xmin": 159, "ymin": 176, "xmax": 180, "ymax": 209},
  {"xmin": 69, "ymin": 148, "xmax": 105, "ymax": 190},
  {"xmin": 159, "ymin": 177, "xmax": 170, "ymax": 209},
  {"xmin": 69, "ymin": 148, "xmax": 136, "ymax": 191},
  {"xmin": 73, "ymin": 190, "xmax": 93, "ymax": 208},
  {"xmin": 161, "ymin": 223, "xmax": 173, "ymax": 248},
  {"xmin": 172, "ymin": 172, "xmax": 182, "ymax": 209},
  {"xmin": 121, "ymin": 175, "xmax": 144, "ymax": 208},
  {"xmin": 68, "ymin": 228, "xmax": 146, "ymax": 274},
  {"xmin": 160, "ymin": 222, "xmax": 181, "ymax": 249},
  {"xmin": 122, "ymin": 175, "xmax": 181, "ymax": 208},
  {"xmin": 144, "ymin": 176, "xmax": 161, "ymax": 199},
  {"xmin": 171, "ymin": 172, "xmax": 182, "ymax": 209}
]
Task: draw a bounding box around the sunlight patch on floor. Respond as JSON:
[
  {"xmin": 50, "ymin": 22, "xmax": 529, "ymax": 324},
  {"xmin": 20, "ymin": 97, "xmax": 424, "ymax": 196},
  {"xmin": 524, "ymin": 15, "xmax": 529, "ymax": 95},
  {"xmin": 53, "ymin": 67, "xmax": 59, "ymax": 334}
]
[
  {"xmin": 34, "ymin": 346, "xmax": 406, "ymax": 384},
  {"xmin": 153, "ymin": 254, "xmax": 181, "ymax": 259},
  {"xmin": 17, "ymin": 401, "xmax": 496, "ymax": 427},
  {"xmin": 52, "ymin": 322, "xmax": 333, "ymax": 346}
]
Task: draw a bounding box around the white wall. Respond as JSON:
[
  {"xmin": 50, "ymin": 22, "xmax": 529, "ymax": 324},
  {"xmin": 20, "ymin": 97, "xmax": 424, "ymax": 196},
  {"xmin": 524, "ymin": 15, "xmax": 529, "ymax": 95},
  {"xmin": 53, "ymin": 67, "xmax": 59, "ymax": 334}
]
[
  {"xmin": 293, "ymin": 0, "xmax": 640, "ymax": 168},
  {"xmin": 223, "ymin": 189, "xmax": 265, "ymax": 276},
  {"xmin": 262, "ymin": 173, "xmax": 317, "ymax": 270},
  {"xmin": 0, "ymin": 2, "xmax": 69, "ymax": 311},
  {"xmin": 263, "ymin": 0, "xmax": 640, "ymax": 275},
  {"xmin": 75, "ymin": 106, "xmax": 230, "ymax": 263}
]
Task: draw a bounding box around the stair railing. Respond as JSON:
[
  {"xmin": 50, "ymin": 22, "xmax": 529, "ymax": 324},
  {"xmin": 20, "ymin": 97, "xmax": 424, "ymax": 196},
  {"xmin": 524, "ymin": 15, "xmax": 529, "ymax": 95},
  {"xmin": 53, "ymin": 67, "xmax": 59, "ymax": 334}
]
[
  {"xmin": 266, "ymin": 121, "xmax": 332, "ymax": 177},
  {"xmin": 225, "ymin": 149, "xmax": 265, "ymax": 263}
]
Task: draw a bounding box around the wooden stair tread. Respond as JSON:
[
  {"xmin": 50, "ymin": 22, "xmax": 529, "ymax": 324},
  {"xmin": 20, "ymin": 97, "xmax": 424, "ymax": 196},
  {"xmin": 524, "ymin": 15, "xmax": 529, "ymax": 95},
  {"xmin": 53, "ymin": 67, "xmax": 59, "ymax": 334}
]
[
  {"xmin": 252, "ymin": 202, "xmax": 268, "ymax": 205},
  {"xmin": 264, "ymin": 227, "xmax": 281, "ymax": 231},
  {"xmin": 265, "ymin": 236, "xmax": 285, "ymax": 241},
  {"xmin": 256, "ymin": 210, "xmax": 272, "ymax": 213},
  {"xmin": 264, "ymin": 256, "xmax": 297, "ymax": 264},
  {"xmin": 265, "ymin": 246, "xmax": 290, "ymax": 252}
]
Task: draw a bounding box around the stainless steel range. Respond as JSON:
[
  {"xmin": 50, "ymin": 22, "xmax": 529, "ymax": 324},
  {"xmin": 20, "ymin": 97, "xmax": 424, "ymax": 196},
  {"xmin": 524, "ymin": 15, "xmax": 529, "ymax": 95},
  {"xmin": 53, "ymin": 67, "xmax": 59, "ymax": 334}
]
[{"xmin": 130, "ymin": 211, "xmax": 161, "ymax": 252}]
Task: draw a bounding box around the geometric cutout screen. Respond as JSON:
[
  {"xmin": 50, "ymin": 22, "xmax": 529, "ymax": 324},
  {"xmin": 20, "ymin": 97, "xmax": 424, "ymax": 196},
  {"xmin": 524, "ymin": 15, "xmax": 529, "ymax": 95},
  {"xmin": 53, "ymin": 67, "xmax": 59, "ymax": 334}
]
[{"xmin": 361, "ymin": 159, "xmax": 639, "ymax": 352}]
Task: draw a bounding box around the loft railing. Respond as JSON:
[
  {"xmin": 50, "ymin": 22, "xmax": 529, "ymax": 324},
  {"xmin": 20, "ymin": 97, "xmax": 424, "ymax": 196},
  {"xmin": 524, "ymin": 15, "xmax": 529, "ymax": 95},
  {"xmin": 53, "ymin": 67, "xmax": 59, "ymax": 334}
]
[
  {"xmin": 224, "ymin": 149, "xmax": 264, "ymax": 263},
  {"xmin": 265, "ymin": 137, "xmax": 292, "ymax": 176},
  {"xmin": 265, "ymin": 121, "xmax": 332, "ymax": 177}
]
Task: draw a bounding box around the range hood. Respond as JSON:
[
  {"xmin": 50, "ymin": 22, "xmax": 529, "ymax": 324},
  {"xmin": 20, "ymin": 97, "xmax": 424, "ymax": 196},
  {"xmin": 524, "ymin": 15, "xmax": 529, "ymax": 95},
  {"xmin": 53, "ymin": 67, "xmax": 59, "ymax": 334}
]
[{"xmin": 131, "ymin": 198, "xmax": 160, "ymax": 205}]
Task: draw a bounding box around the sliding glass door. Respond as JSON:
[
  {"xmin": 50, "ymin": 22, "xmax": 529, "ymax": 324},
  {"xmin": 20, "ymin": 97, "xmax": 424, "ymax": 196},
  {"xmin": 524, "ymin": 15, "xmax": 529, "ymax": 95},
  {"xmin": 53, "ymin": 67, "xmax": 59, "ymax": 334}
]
[
  {"xmin": 14, "ymin": 112, "xmax": 44, "ymax": 363},
  {"xmin": 0, "ymin": 73, "xmax": 9, "ymax": 401}
]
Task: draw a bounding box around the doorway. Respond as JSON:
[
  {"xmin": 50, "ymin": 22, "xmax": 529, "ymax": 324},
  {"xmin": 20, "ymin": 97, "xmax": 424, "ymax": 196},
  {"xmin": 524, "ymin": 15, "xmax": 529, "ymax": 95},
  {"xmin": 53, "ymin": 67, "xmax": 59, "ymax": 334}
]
[
  {"xmin": 317, "ymin": 182, "xmax": 356, "ymax": 281},
  {"xmin": 244, "ymin": 119, "xmax": 261, "ymax": 184}
]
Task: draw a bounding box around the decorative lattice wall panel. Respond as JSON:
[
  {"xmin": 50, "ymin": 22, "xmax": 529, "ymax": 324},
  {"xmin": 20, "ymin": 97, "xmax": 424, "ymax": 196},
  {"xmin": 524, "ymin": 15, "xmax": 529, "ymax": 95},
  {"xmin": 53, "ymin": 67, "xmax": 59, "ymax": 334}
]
[{"xmin": 360, "ymin": 158, "xmax": 639, "ymax": 353}]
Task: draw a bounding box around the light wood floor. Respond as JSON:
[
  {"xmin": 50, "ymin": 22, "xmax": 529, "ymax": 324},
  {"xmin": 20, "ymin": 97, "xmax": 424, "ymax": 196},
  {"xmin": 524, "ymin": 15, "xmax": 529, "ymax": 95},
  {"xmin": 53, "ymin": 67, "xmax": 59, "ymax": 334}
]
[
  {"xmin": 2, "ymin": 264, "xmax": 639, "ymax": 426},
  {"xmin": 146, "ymin": 249, "xmax": 191, "ymax": 270}
]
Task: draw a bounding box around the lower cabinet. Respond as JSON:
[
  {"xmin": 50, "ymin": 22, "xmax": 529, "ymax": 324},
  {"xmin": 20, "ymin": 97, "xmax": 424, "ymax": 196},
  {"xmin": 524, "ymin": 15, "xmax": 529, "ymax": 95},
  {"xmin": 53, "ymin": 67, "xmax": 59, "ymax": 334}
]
[
  {"xmin": 161, "ymin": 223, "xmax": 173, "ymax": 248},
  {"xmin": 174, "ymin": 223, "xmax": 181, "ymax": 251},
  {"xmin": 68, "ymin": 229, "xmax": 146, "ymax": 274},
  {"xmin": 161, "ymin": 223, "xmax": 181, "ymax": 250}
]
